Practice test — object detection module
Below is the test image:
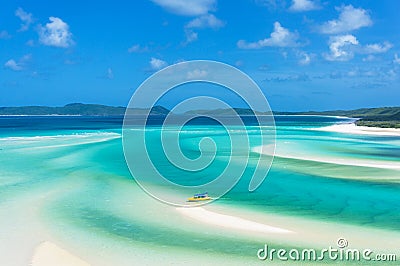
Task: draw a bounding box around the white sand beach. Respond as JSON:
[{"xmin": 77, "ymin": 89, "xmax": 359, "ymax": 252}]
[
  {"xmin": 176, "ymin": 207, "xmax": 293, "ymax": 234},
  {"xmin": 253, "ymin": 145, "xmax": 400, "ymax": 170},
  {"xmin": 313, "ymin": 123, "xmax": 400, "ymax": 136},
  {"xmin": 31, "ymin": 242, "xmax": 90, "ymax": 266}
]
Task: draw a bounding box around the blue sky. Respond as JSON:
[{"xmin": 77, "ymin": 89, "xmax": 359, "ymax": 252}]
[{"xmin": 1, "ymin": 0, "xmax": 399, "ymax": 111}]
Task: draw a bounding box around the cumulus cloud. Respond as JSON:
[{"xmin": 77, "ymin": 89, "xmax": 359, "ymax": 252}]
[
  {"xmin": 324, "ymin": 34, "xmax": 359, "ymax": 61},
  {"xmin": 150, "ymin": 0, "xmax": 216, "ymax": 16},
  {"xmin": 152, "ymin": 1, "xmax": 223, "ymax": 45},
  {"xmin": 150, "ymin": 57, "xmax": 167, "ymax": 70},
  {"xmin": 128, "ymin": 44, "xmax": 149, "ymax": 53},
  {"xmin": 297, "ymin": 51, "xmax": 312, "ymax": 65},
  {"xmin": 237, "ymin": 22, "xmax": 299, "ymax": 49},
  {"xmin": 4, "ymin": 60, "xmax": 22, "ymax": 71},
  {"xmin": 323, "ymin": 35, "xmax": 392, "ymax": 61},
  {"xmin": 185, "ymin": 14, "xmax": 225, "ymax": 29},
  {"xmin": 15, "ymin": 7, "xmax": 33, "ymax": 32},
  {"xmin": 0, "ymin": 30, "xmax": 11, "ymax": 39},
  {"xmin": 318, "ymin": 5, "xmax": 372, "ymax": 34},
  {"xmin": 4, "ymin": 54, "xmax": 31, "ymax": 71},
  {"xmin": 255, "ymin": 0, "xmax": 286, "ymax": 10},
  {"xmin": 183, "ymin": 14, "xmax": 224, "ymax": 45},
  {"xmin": 39, "ymin": 17, "xmax": 74, "ymax": 48},
  {"xmin": 289, "ymin": 0, "xmax": 320, "ymax": 12},
  {"xmin": 362, "ymin": 42, "xmax": 393, "ymax": 54},
  {"xmin": 184, "ymin": 29, "xmax": 198, "ymax": 44}
]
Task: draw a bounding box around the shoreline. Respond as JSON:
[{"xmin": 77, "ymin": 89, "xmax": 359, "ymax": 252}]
[
  {"xmin": 274, "ymin": 114, "xmax": 353, "ymax": 119},
  {"xmin": 313, "ymin": 122, "xmax": 400, "ymax": 136}
]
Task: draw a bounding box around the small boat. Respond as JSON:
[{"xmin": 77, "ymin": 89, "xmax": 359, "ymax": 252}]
[{"xmin": 187, "ymin": 192, "xmax": 211, "ymax": 202}]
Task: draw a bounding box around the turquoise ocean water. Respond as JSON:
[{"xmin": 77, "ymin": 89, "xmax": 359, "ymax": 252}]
[{"xmin": 0, "ymin": 115, "xmax": 399, "ymax": 265}]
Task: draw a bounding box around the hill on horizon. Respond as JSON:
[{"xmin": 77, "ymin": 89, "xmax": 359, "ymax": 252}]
[
  {"xmin": 0, "ymin": 103, "xmax": 399, "ymax": 126},
  {"xmin": 0, "ymin": 103, "xmax": 169, "ymax": 116}
]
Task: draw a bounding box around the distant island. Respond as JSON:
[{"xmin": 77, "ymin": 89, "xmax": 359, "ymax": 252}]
[
  {"xmin": 0, "ymin": 103, "xmax": 169, "ymax": 116},
  {"xmin": 187, "ymin": 106, "xmax": 400, "ymax": 128},
  {"xmin": 0, "ymin": 103, "xmax": 399, "ymax": 128},
  {"xmin": 279, "ymin": 107, "xmax": 400, "ymax": 128}
]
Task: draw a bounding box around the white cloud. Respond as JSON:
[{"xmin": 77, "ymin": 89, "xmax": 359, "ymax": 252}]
[
  {"xmin": 182, "ymin": 13, "xmax": 224, "ymax": 45},
  {"xmin": 15, "ymin": 7, "xmax": 33, "ymax": 32},
  {"xmin": 185, "ymin": 14, "xmax": 225, "ymax": 29},
  {"xmin": 4, "ymin": 60, "xmax": 22, "ymax": 71},
  {"xmin": 184, "ymin": 29, "xmax": 198, "ymax": 44},
  {"xmin": 362, "ymin": 42, "xmax": 393, "ymax": 54},
  {"xmin": 324, "ymin": 34, "xmax": 359, "ymax": 61},
  {"xmin": 289, "ymin": 0, "xmax": 320, "ymax": 12},
  {"xmin": 128, "ymin": 44, "xmax": 148, "ymax": 53},
  {"xmin": 20, "ymin": 54, "xmax": 32, "ymax": 62},
  {"xmin": 4, "ymin": 54, "xmax": 31, "ymax": 71},
  {"xmin": 150, "ymin": 0, "xmax": 216, "ymax": 16},
  {"xmin": 345, "ymin": 68, "xmax": 384, "ymax": 78},
  {"xmin": 187, "ymin": 69, "xmax": 208, "ymax": 79},
  {"xmin": 152, "ymin": 1, "xmax": 222, "ymax": 45},
  {"xmin": 150, "ymin": 57, "xmax": 167, "ymax": 70},
  {"xmin": 106, "ymin": 68, "xmax": 114, "ymax": 79},
  {"xmin": 39, "ymin": 17, "xmax": 74, "ymax": 48},
  {"xmin": 362, "ymin": 55, "xmax": 376, "ymax": 62},
  {"xmin": 264, "ymin": 73, "xmax": 310, "ymax": 82},
  {"xmin": 255, "ymin": 0, "xmax": 286, "ymax": 10},
  {"xmin": 0, "ymin": 30, "xmax": 11, "ymax": 39},
  {"xmin": 297, "ymin": 51, "xmax": 312, "ymax": 65},
  {"xmin": 318, "ymin": 5, "xmax": 372, "ymax": 34},
  {"xmin": 237, "ymin": 22, "xmax": 299, "ymax": 49},
  {"xmin": 394, "ymin": 54, "xmax": 400, "ymax": 64},
  {"xmin": 324, "ymin": 36, "xmax": 392, "ymax": 62}
]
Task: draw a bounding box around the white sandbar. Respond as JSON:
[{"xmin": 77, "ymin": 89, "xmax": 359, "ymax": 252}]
[
  {"xmin": 31, "ymin": 241, "xmax": 90, "ymax": 266},
  {"xmin": 176, "ymin": 207, "xmax": 293, "ymax": 234}
]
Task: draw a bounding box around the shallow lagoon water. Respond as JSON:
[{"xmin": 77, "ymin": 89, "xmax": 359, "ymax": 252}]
[{"xmin": 0, "ymin": 115, "xmax": 399, "ymax": 265}]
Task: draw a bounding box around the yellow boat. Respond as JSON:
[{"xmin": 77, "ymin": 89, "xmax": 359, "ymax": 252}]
[{"xmin": 187, "ymin": 192, "xmax": 211, "ymax": 202}]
